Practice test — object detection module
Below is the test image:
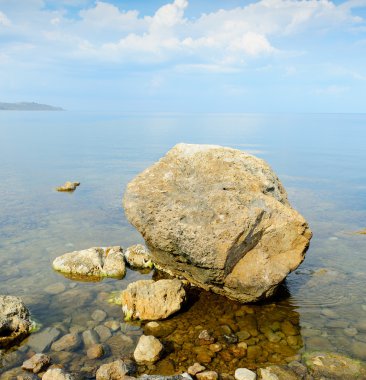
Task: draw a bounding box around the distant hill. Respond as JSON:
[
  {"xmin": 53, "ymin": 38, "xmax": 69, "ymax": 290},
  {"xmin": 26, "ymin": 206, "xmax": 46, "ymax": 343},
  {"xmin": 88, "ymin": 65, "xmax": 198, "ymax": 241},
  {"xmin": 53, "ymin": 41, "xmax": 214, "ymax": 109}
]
[{"xmin": 0, "ymin": 102, "xmax": 64, "ymax": 111}]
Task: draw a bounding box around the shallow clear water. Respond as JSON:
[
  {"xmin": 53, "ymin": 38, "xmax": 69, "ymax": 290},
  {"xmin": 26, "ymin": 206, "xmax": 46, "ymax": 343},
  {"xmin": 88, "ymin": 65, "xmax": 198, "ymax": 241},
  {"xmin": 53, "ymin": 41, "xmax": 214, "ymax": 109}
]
[{"xmin": 0, "ymin": 112, "xmax": 366, "ymax": 376}]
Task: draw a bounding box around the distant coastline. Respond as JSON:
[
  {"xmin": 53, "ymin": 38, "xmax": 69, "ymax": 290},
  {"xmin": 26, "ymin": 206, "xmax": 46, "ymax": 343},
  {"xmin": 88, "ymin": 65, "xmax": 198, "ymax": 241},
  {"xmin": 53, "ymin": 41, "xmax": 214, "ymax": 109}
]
[{"xmin": 0, "ymin": 102, "xmax": 64, "ymax": 111}]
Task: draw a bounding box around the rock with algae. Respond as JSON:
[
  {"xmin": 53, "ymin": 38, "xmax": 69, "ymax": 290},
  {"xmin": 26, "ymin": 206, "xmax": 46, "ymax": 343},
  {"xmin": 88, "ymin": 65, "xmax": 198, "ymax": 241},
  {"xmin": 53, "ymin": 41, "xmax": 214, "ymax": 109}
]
[
  {"xmin": 53, "ymin": 246, "xmax": 126, "ymax": 279},
  {"xmin": 56, "ymin": 181, "xmax": 80, "ymax": 192}
]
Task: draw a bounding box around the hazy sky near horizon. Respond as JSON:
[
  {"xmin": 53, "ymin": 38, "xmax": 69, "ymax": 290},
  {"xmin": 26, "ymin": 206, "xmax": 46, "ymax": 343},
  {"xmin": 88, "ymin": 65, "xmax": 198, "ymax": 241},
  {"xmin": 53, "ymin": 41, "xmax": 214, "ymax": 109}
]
[{"xmin": 0, "ymin": 0, "xmax": 365, "ymax": 112}]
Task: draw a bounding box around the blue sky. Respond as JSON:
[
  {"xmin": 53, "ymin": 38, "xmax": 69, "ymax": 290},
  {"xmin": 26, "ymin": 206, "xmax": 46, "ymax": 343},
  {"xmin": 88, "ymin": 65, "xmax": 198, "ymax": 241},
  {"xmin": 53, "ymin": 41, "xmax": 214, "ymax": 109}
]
[{"xmin": 0, "ymin": 0, "xmax": 365, "ymax": 112}]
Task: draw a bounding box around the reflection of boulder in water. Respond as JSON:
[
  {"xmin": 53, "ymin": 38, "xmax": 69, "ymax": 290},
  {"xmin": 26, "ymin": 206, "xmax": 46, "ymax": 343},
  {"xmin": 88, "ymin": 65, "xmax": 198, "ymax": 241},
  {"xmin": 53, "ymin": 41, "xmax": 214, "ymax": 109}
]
[{"xmin": 138, "ymin": 287, "xmax": 303, "ymax": 375}]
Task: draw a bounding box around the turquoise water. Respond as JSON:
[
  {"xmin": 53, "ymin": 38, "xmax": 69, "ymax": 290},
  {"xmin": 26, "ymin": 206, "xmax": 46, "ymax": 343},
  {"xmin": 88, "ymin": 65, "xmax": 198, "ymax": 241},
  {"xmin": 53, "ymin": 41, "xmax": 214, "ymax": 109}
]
[{"xmin": 1, "ymin": 112, "xmax": 366, "ymax": 375}]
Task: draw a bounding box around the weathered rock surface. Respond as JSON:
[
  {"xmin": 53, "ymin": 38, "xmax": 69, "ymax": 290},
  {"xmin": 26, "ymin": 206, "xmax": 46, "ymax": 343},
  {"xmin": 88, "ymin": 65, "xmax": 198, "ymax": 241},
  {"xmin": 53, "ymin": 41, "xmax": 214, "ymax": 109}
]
[
  {"xmin": 56, "ymin": 181, "xmax": 80, "ymax": 192},
  {"xmin": 96, "ymin": 359, "xmax": 129, "ymax": 380},
  {"xmin": 0, "ymin": 295, "xmax": 32, "ymax": 348},
  {"xmin": 42, "ymin": 368, "xmax": 75, "ymax": 380},
  {"xmin": 125, "ymin": 244, "xmax": 153, "ymax": 269},
  {"xmin": 121, "ymin": 279, "xmax": 186, "ymax": 320},
  {"xmin": 234, "ymin": 368, "xmax": 256, "ymax": 380},
  {"xmin": 21, "ymin": 353, "xmax": 51, "ymax": 373},
  {"xmin": 134, "ymin": 335, "xmax": 163, "ymax": 364},
  {"xmin": 123, "ymin": 144, "xmax": 312, "ymax": 302},
  {"xmin": 53, "ymin": 246, "xmax": 126, "ymax": 279}
]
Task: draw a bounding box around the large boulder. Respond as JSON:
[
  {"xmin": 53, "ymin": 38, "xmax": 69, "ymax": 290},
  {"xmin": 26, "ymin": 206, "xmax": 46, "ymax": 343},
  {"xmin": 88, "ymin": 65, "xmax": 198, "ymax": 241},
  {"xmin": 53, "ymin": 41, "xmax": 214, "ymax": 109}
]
[
  {"xmin": 121, "ymin": 279, "xmax": 186, "ymax": 320},
  {"xmin": 0, "ymin": 295, "xmax": 32, "ymax": 348},
  {"xmin": 123, "ymin": 144, "xmax": 312, "ymax": 303},
  {"xmin": 52, "ymin": 246, "xmax": 125, "ymax": 279}
]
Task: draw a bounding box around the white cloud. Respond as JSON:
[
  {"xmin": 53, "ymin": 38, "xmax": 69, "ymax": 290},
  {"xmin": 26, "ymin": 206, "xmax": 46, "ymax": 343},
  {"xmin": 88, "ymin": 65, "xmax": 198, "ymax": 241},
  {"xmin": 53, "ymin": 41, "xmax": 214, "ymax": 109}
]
[
  {"xmin": 0, "ymin": 11, "xmax": 11, "ymax": 27},
  {"xmin": 0, "ymin": 0, "xmax": 364, "ymax": 69}
]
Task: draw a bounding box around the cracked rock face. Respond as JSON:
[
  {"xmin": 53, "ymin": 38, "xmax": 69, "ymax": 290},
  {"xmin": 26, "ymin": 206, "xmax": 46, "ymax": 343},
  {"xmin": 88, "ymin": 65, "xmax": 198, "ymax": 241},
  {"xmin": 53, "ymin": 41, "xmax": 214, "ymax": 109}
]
[
  {"xmin": 0, "ymin": 295, "xmax": 31, "ymax": 348},
  {"xmin": 52, "ymin": 246, "xmax": 126, "ymax": 279},
  {"xmin": 123, "ymin": 143, "xmax": 312, "ymax": 303}
]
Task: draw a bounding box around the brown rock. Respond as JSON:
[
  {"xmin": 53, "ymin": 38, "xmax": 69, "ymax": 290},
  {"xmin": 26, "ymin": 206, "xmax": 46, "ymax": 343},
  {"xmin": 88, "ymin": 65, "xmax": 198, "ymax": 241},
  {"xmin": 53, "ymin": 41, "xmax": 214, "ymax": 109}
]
[
  {"xmin": 196, "ymin": 371, "xmax": 218, "ymax": 380},
  {"xmin": 121, "ymin": 279, "xmax": 186, "ymax": 320},
  {"xmin": 187, "ymin": 362, "xmax": 206, "ymax": 376},
  {"xmin": 56, "ymin": 181, "xmax": 80, "ymax": 192},
  {"xmin": 133, "ymin": 335, "xmax": 163, "ymax": 364},
  {"xmin": 51, "ymin": 333, "xmax": 80, "ymax": 352},
  {"xmin": 87, "ymin": 344, "xmax": 105, "ymax": 359},
  {"xmin": 123, "ymin": 144, "xmax": 312, "ymax": 303},
  {"xmin": 96, "ymin": 359, "xmax": 129, "ymax": 380},
  {"xmin": 21, "ymin": 353, "xmax": 51, "ymax": 373}
]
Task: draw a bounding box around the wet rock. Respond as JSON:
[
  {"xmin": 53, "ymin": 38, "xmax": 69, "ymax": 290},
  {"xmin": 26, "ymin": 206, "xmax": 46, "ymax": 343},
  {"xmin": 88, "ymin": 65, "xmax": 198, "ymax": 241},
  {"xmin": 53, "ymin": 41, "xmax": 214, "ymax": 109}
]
[
  {"xmin": 123, "ymin": 143, "xmax": 312, "ymax": 303},
  {"xmin": 44, "ymin": 283, "xmax": 66, "ymax": 295},
  {"xmin": 95, "ymin": 325, "xmax": 112, "ymax": 342},
  {"xmin": 21, "ymin": 353, "xmax": 51, "ymax": 373},
  {"xmin": 234, "ymin": 368, "xmax": 256, "ymax": 380},
  {"xmin": 42, "ymin": 367, "xmax": 75, "ymax": 380},
  {"xmin": 106, "ymin": 334, "xmax": 134, "ymax": 357},
  {"xmin": 140, "ymin": 376, "xmax": 185, "ymax": 380},
  {"xmin": 96, "ymin": 359, "xmax": 130, "ymax": 380},
  {"xmin": 53, "ymin": 246, "xmax": 126, "ymax": 279},
  {"xmin": 351, "ymin": 341, "xmax": 366, "ymax": 360},
  {"xmin": 187, "ymin": 362, "xmax": 206, "ymax": 376},
  {"xmin": 121, "ymin": 279, "xmax": 186, "ymax": 320},
  {"xmin": 87, "ymin": 343, "xmax": 105, "ymax": 359},
  {"xmin": 56, "ymin": 181, "xmax": 80, "ymax": 192},
  {"xmin": 258, "ymin": 366, "xmax": 299, "ymax": 380},
  {"xmin": 104, "ymin": 320, "xmax": 120, "ymax": 332},
  {"xmin": 82, "ymin": 329, "xmax": 100, "ymax": 347},
  {"xmin": 303, "ymin": 351, "xmax": 366, "ymax": 379},
  {"xmin": 344, "ymin": 327, "xmax": 358, "ymax": 337},
  {"xmin": 125, "ymin": 244, "xmax": 153, "ymax": 269},
  {"xmin": 144, "ymin": 321, "xmax": 176, "ymax": 338},
  {"xmin": 197, "ymin": 330, "xmax": 215, "ymax": 345},
  {"xmin": 134, "ymin": 335, "xmax": 163, "ymax": 364},
  {"xmin": 27, "ymin": 327, "xmax": 61, "ymax": 352},
  {"xmin": 16, "ymin": 373, "xmax": 39, "ymax": 380},
  {"xmin": 92, "ymin": 310, "xmax": 107, "ymax": 322},
  {"xmin": 196, "ymin": 371, "xmax": 218, "ymax": 380},
  {"xmin": 51, "ymin": 333, "xmax": 81, "ymax": 351},
  {"xmin": 0, "ymin": 295, "xmax": 32, "ymax": 348},
  {"xmin": 236, "ymin": 330, "xmax": 251, "ymax": 341}
]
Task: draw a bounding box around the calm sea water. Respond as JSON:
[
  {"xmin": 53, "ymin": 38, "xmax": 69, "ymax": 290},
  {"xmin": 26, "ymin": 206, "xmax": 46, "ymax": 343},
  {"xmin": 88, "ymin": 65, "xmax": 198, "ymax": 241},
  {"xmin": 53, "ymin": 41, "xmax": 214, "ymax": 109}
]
[{"xmin": 1, "ymin": 112, "xmax": 366, "ymax": 375}]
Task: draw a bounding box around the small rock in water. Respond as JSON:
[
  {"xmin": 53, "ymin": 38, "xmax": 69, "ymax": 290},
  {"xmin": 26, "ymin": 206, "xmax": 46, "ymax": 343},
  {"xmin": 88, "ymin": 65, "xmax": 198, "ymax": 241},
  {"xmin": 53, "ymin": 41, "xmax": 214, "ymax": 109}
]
[
  {"xmin": 187, "ymin": 363, "xmax": 206, "ymax": 376},
  {"xmin": 44, "ymin": 283, "xmax": 66, "ymax": 295},
  {"xmin": 344, "ymin": 327, "xmax": 358, "ymax": 337},
  {"xmin": 104, "ymin": 320, "xmax": 120, "ymax": 331},
  {"xmin": 197, "ymin": 330, "xmax": 215, "ymax": 345},
  {"xmin": 51, "ymin": 333, "xmax": 81, "ymax": 352},
  {"xmin": 87, "ymin": 343, "xmax": 105, "ymax": 359},
  {"xmin": 125, "ymin": 244, "xmax": 153, "ymax": 269},
  {"xmin": 196, "ymin": 371, "xmax": 218, "ymax": 380},
  {"xmin": 27, "ymin": 327, "xmax": 61, "ymax": 352},
  {"xmin": 352, "ymin": 341, "xmax": 366, "ymax": 360},
  {"xmin": 121, "ymin": 279, "xmax": 186, "ymax": 320},
  {"xmin": 82, "ymin": 329, "xmax": 100, "ymax": 347},
  {"xmin": 56, "ymin": 181, "xmax": 80, "ymax": 192},
  {"xmin": 92, "ymin": 309, "xmax": 107, "ymax": 322},
  {"xmin": 42, "ymin": 368, "xmax": 75, "ymax": 380},
  {"xmin": 21, "ymin": 353, "xmax": 51, "ymax": 373},
  {"xmin": 234, "ymin": 368, "xmax": 256, "ymax": 380},
  {"xmin": 134, "ymin": 335, "xmax": 163, "ymax": 364},
  {"xmin": 53, "ymin": 246, "xmax": 126, "ymax": 279},
  {"xmin": 94, "ymin": 325, "xmax": 112, "ymax": 342},
  {"xmin": 321, "ymin": 308, "xmax": 339, "ymax": 319},
  {"xmin": 257, "ymin": 368, "xmax": 278, "ymax": 380},
  {"xmin": 96, "ymin": 359, "xmax": 129, "ymax": 380}
]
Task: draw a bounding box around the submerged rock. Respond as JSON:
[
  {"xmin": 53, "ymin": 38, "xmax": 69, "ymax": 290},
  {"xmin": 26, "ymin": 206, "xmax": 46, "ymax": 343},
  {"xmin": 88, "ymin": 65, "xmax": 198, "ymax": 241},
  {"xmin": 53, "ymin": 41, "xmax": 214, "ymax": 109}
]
[
  {"xmin": 123, "ymin": 144, "xmax": 312, "ymax": 303},
  {"xmin": 53, "ymin": 246, "xmax": 126, "ymax": 279},
  {"xmin": 56, "ymin": 181, "xmax": 80, "ymax": 192},
  {"xmin": 303, "ymin": 351, "xmax": 366, "ymax": 379},
  {"xmin": 125, "ymin": 244, "xmax": 153, "ymax": 269},
  {"xmin": 0, "ymin": 295, "xmax": 32, "ymax": 348},
  {"xmin": 21, "ymin": 353, "xmax": 51, "ymax": 373},
  {"xmin": 121, "ymin": 279, "xmax": 186, "ymax": 320}
]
